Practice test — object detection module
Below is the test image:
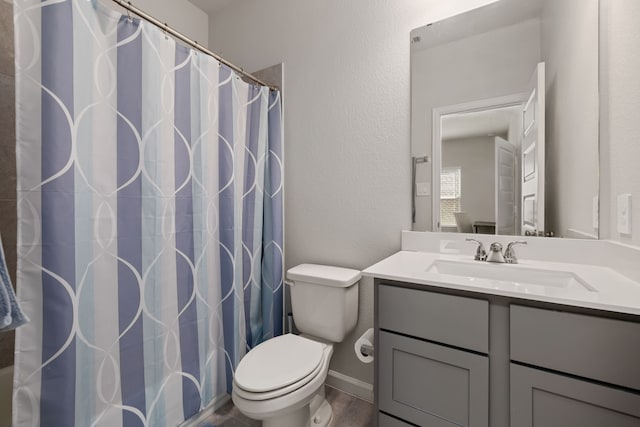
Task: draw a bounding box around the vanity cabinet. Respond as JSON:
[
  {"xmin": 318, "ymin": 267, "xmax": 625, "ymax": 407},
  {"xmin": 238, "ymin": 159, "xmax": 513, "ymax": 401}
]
[
  {"xmin": 510, "ymin": 305, "xmax": 640, "ymax": 390},
  {"xmin": 375, "ymin": 281, "xmax": 640, "ymax": 427},
  {"xmin": 377, "ymin": 284, "xmax": 489, "ymax": 426},
  {"xmin": 378, "ymin": 285, "xmax": 489, "ymax": 353},
  {"xmin": 378, "ymin": 331, "xmax": 488, "ymax": 427},
  {"xmin": 510, "ymin": 305, "xmax": 640, "ymax": 426},
  {"xmin": 510, "ymin": 363, "xmax": 640, "ymax": 427}
]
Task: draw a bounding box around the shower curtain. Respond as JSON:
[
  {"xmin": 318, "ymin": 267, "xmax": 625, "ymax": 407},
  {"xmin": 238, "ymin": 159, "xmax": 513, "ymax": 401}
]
[{"xmin": 12, "ymin": 1, "xmax": 283, "ymax": 426}]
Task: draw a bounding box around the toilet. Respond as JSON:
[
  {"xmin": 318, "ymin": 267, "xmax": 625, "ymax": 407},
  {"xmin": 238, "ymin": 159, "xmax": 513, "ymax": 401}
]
[{"xmin": 232, "ymin": 264, "xmax": 361, "ymax": 427}]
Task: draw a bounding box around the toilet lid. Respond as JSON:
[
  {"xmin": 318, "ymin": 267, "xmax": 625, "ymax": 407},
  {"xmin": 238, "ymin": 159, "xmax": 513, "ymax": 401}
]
[{"xmin": 234, "ymin": 334, "xmax": 323, "ymax": 393}]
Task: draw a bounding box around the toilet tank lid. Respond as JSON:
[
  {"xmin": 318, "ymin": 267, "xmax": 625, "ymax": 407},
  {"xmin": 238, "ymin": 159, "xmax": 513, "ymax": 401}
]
[{"xmin": 287, "ymin": 264, "xmax": 361, "ymax": 288}]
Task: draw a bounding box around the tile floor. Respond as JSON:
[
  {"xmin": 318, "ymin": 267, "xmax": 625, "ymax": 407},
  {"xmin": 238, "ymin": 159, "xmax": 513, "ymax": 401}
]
[{"xmin": 199, "ymin": 385, "xmax": 374, "ymax": 427}]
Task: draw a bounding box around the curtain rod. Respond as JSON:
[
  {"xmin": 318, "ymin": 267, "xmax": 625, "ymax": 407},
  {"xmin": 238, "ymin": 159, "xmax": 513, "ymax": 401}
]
[{"xmin": 110, "ymin": 0, "xmax": 278, "ymax": 91}]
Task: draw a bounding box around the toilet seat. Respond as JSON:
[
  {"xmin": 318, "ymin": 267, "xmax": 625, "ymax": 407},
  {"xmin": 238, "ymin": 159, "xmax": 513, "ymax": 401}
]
[
  {"xmin": 234, "ymin": 334, "xmax": 325, "ymax": 400},
  {"xmin": 233, "ymin": 360, "xmax": 323, "ymax": 401}
]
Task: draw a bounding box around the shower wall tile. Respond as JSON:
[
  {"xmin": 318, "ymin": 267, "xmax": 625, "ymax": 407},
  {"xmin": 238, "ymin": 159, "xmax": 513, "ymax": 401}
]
[
  {"xmin": 0, "ymin": 0, "xmax": 15, "ymax": 370},
  {"xmin": 0, "ymin": 74, "xmax": 16, "ymax": 200},
  {"xmin": 0, "ymin": 0, "xmax": 14, "ymax": 78},
  {"xmin": 0, "ymin": 198, "xmax": 16, "ymax": 283},
  {"xmin": 0, "ymin": 330, "xmax": 14, "ymax": 368}
]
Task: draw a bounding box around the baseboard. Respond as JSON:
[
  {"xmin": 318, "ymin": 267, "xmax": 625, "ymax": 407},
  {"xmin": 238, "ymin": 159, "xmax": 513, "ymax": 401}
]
[
  {"xmin": 179, "ymin": 393, "xmax": 231, "ymax": 427},
  {"xmin": 325, "ymin": 370, "xmax": 373, "ymax": 403}
]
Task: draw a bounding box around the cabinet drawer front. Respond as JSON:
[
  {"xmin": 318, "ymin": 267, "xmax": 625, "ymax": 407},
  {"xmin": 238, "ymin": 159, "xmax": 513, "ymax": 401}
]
[
  {"xmin": 511, "ymin": 364, "xmax": 640, "ymax": 427},
  {"xmin": 379, "ymin": 331, "xmax": 489, "ymax": 427},
  {"xmin": 510, "ymin": 305, "xmax": 640, "ymax": 390},
  {"xmin": 378, "ymin": 284, "xmax": 489, "ymax": 353},
  {"xmin": 378, "ymin": 413, "xmax": 413, "ymax": 426}
]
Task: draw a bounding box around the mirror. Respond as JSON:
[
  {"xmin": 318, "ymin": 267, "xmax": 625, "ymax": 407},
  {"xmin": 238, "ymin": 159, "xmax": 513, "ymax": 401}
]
[{"xmin": 411, "ymin": 0, "xmax": 599, "ymax": 239}]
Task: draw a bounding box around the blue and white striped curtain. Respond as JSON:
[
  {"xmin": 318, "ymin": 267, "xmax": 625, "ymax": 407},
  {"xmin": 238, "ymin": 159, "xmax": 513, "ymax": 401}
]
[{"xmin": 13, "ymin": 1, "xmax": 283, "ymax": 425}]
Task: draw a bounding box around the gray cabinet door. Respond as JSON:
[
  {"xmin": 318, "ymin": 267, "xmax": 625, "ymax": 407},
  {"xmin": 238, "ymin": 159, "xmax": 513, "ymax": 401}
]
[
  {"xmin": 378, "ymin": 331, "xmax": 489, "ymax": 427},
  {"xmin": 511, "ymin": 305, "xmax": 640, "ymax": 390},
  {"xmin": 511, "ymin": 364, "xmax": 640, "ymax": 427}
]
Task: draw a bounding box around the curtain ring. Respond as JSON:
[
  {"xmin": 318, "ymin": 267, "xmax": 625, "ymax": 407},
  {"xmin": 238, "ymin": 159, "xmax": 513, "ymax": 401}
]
[{"xmin": 126, "ymin": 1, "xmax": 133, "ymax": 22}]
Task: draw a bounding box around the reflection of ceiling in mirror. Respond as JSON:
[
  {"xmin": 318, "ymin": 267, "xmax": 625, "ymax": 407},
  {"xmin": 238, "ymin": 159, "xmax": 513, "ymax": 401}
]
[
  {"xmin": 442, "ymin": 105, "xmax": 521, "ymax": 141},
  {"xmin": 410, "ymin": 0, "xmax": 543, "ymax": 52}
]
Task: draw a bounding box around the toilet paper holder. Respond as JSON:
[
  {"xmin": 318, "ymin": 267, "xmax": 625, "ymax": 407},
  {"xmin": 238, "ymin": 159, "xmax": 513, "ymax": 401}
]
[
  {"xmin": 355, "ymin": 328, "xmax": 374, "ymax": 363},
  {"xmin": 360, "ymin": 343, "xmax": 374, "ymax": 357}
]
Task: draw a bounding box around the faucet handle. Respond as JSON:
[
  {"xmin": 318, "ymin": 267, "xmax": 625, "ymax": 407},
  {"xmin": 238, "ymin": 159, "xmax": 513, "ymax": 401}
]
[
  {"xmin": 505, "ymin": 240, "xmax": 527, "ymax": 264},
  {"xmin": 466, "ymin": 238, "xmax": 487, "ymax": 261}
]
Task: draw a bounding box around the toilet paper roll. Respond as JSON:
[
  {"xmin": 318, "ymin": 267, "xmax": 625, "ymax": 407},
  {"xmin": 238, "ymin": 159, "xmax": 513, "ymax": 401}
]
[{"xmin": 354, "ymin": 328, "xmax": 374, "ymax": 364}]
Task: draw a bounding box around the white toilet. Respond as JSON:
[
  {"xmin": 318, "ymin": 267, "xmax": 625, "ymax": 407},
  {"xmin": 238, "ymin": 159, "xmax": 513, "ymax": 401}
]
[{"xmin": 232, "ymin": 264, "xmax": 361, "ymax": 427}]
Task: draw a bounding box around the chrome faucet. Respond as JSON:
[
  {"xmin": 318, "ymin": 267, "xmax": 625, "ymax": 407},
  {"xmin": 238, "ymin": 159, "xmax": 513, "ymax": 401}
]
[
  {"xmin": 467, "ymin": 239, "xmax": 528, "ymax": 264},
  {"xmin": 504, "ymin": 240, "xmax": 527, "ymax": 264},
  {"xmin": 466, "ymin": 238, "xmax": 487, "ymax": 261}
]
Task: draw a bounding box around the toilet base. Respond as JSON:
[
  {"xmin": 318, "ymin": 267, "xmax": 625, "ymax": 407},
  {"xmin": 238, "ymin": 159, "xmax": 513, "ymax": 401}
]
[
  {"xmin": 310, "ymin": 397, "xmax": 333, "ymax": 427},
  {"xmin": 262, "ymin": 405, "xmax": 310, "ymax": 427},
  {"xmin": 261, "ymin": 397, "xmax": 332, "ymax": 427},
  {"xmin": 254, "ymin": 386, "xmax": 333, "ymax": 427}
]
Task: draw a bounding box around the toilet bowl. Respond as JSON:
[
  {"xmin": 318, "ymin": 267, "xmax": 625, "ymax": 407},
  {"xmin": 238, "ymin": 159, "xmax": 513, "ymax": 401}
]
[
  {"xmin": 231, "ymin": 264, "xmax": 361, "ymax": 426},
  {"xmin": 232, "ymin": 334, "xmax": 334, "ymax": 427}
]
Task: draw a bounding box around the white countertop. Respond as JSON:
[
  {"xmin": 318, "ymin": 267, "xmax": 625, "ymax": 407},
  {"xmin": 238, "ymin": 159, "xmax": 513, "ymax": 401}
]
[{"xmin": 362, "ymin": 250, "xmax": 640, "ymax": 316}]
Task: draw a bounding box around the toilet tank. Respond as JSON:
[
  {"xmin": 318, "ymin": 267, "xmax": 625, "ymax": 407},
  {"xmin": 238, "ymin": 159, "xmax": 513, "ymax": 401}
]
[{"xmin": 287, "ymin": 264, "xmax": 360, "ymax": 343}]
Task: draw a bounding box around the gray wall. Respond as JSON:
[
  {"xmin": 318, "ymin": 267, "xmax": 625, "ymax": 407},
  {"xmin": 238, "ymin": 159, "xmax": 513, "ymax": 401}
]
[
  {"xmin": 411, "ymin": 18, "xmax": 542, "ymax": 230},
  {"xmin": 0, "ymin": 0, "xmax": 16, "ymax": 370},
  {"xmin": 600, "ymin": 0, "xmax": 640, "ymax": 246},
  {"xmin": 542, "ymin": 0, "xmax": 599, "ymax": 238},
  {"xmin": 442, "ymin": 136, "xmax": 496, "ymax": 225},
  {"xmin": 207, "ymin": 0, "xmax": 502, "ymax": 386}
]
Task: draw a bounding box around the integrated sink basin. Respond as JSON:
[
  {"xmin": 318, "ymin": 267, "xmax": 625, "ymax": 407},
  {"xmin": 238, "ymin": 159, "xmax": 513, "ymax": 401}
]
[{"xmin": 426, "ymin": 259, "xmax": 597, "ymax": 293}]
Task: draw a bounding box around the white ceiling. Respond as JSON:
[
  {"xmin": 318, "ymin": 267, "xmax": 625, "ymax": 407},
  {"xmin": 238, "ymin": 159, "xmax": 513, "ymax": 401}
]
[
  {"xmin": 442, "ymin": 105, "xmax": 521, "ymax": 141},
  {"xmin": 188, "ymin": 0, "xmax": 243, "ymax": 16}
]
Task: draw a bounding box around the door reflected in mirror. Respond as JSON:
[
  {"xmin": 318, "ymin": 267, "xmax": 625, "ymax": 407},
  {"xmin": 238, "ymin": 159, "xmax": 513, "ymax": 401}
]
[
  {"xmin": 439, "ymin": 104, "xmax": 521, "ymax": 236},
  {"xmin": 411, "ymin": 0, "xmax": 599, "ymax": 239}
]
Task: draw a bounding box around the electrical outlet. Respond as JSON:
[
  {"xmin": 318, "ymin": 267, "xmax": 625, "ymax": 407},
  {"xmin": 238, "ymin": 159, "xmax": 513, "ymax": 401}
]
[{"xmin": 617, "ymin": 194, "xmax": 632, "ymax": 235}]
